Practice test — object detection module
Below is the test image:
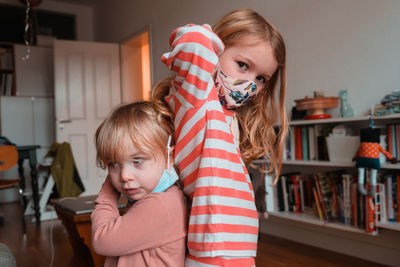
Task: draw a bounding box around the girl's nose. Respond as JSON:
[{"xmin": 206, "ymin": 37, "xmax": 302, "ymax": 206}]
[{"xmin": 120, "ymin": 167, "xmax": 135, "ymax": 182}]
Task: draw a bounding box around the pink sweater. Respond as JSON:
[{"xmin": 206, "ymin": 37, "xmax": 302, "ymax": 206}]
[{"xmin": 91, "ymin": 179, "xmax": 187, "ymax": 267}]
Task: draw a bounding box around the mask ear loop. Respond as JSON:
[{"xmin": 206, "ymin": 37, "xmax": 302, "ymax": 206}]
[{"xmin": 167, "ymin": 135, "xmax": 172, "ymax": 169}]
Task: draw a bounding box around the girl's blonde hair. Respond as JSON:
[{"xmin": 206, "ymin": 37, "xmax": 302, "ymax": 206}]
[
  {"xmin": 152, "ymin": 8, "xmax": 288, "ymax": 183},
  {"xmin": 95, "ymin": 101, "xmax": 174, "ymax": 169}
]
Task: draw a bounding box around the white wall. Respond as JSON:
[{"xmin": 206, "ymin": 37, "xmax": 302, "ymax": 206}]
[
  {"xmin": 0, "ymin": 0, "xmax": 93, "ymax": 41},
  {"xmin": 94, "ymin": 0, "xmax": 400, "ymax": 117}
]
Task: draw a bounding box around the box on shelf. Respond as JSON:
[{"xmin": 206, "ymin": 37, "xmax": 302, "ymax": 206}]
[{"xmin": 326, "ymin": 135, "xmax": 360, "ymax": 162}]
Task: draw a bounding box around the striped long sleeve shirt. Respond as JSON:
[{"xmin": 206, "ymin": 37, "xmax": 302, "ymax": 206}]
[{"xmin": 161, "ymin": 24, "xmax": 259, "ymax": 260}]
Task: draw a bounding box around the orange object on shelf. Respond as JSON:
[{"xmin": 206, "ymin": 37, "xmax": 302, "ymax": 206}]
[{"xmin": 295, "ymin": 96, "xmax": 339, "ymax": 120}]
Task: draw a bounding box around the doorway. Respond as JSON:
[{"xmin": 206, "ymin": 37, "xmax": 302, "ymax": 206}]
[{"xmin": 120, "ymin": 28, "xmax": 151, "ymax": 102}]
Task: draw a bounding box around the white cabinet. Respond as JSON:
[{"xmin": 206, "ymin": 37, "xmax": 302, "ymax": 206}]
[
  {"xmin": 0, "ymin": 96, "xmax": 54, "ymax": 162},
  {"xmin": 14, "ymin": 44, "xmax": 54, "ymax": 97}
]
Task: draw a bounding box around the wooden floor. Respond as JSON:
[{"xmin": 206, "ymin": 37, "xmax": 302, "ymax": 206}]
[{"xmin": 0, "ymin": 201, "xmax": 385, "ymax": 267}]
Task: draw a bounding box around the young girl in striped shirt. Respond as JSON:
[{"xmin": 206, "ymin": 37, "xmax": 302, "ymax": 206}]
[{"xmin": 152, "ymin": 8, "xmax": 288, "ymax": 266}]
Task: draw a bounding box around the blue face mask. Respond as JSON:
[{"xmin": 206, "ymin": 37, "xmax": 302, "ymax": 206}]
[{"xmin": 151, "ymin": 135, "xmax": 178, "ymax": 193}]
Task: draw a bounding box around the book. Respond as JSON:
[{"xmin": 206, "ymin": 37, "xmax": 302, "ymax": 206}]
[
  {"xmin": 313, "ymin": 174, "xmax": 329, "ymax": 221},
  {"xmin": 276, "ymin": 175, "xmax": 285, "ymax": 211},
  {"xmin": 394, "ymin": 175, "xmax": 399, "ymax": 221},
  {"xmin": 286, "ymin": 176, "xmax": 294, "ymax": 212},
  {"xmin": 290, "ymin": 126, "xmax": 295, "ymax": 160},
  {"xmin": 301, "ymin": 127, "xmax": 309, "ymax": 161},
  {"xmin": 342, "ymin": 174, "xmax": 352, "ymax": 225},
  {"xmin": 351, "ymin": 182, "xmax": 358, "ymax": 226},
  {"xmin": 290, "ymin": 174, "xmax": 302, "ymax": 213},
  {"xmin": 313, "ymin": 187, "xmax": 324, "ymax": 220},
  {"xmin": 308, "ymin": 126, "xmax": 316, "ymax": 160},
  {"xmin": 365, "ymin": 191, "xmax": 376, "ymax": 233},
  {"xmin": 295, "ymin": 126, "xmax": 302, "ymax": 160},
  {"xmin": 397, "ymin": 125, "xmax": 400, "ymax": 161},
  {"xmin": 281, "ymin": 175, "xmax": 289, "ymax": 212},
  {"xmin": 397, "ymin": 175, "xmax": 400, "ymax": 222},
  {"xmin": 387, "ymin": 174, "xmax": 395, "ymax": 221}
]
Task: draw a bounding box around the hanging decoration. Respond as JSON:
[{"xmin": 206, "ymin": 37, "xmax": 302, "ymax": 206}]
[{"xmin": 19, "ymin": 0, "xmax": 43, "ymax": 61}]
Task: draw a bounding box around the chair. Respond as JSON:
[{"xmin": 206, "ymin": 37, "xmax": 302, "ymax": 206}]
[{"xmin": 0, "ymin": 145, "xmax": 26, "ymax": 233}]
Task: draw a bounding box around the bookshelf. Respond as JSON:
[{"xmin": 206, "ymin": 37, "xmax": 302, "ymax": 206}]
[{"xmin": 257, "ymin": 113, "xmax": 400, "ymax": 235}]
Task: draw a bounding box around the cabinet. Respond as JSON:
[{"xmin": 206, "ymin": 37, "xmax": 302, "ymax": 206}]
[{"xmin": 253, "ymin": 114, "xmax": 400, "ymax": 265}]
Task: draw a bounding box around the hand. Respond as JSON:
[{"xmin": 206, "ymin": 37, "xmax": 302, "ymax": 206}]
[{"xmin": 389, "ymin": 158, "xmax": 398, "ymax": 164}]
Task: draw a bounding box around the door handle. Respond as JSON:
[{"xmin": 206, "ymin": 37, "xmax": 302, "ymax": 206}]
[{"xmin": 59, "ymin": 119, "xmax": 72, "ymax": 130}]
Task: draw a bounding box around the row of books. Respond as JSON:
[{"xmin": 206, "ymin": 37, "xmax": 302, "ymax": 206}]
[
  {"xmin": 0, "ymin": 73, "xmax": 14, "ymax": 96},
  {"xmin": 274, "ymin": 171, "xmax": 400, "ymax": 233},
  {"xmin": 387, "ymin": 124, "xmax": 400, "ymax": 160},
  {"xmin": 0, "ymin": 47, "xmax": 14, "ymax": 70},
  {"xmin": 283, "ymin": 125, "xmax": 331, "ymax": 161}
]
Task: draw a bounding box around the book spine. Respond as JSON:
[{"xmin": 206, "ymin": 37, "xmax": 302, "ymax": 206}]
[
  {"xmin": 387, "ymin": 124, "xmax": 393, "ymax": 155},
  {"xmin": 397, "ymin": 175, "xmax": 400, "ymax": 222},
  {"xmin": 351, "ymin": 182, "xmax": 358, "ymax": 226},
  {"xmin": 394, "ymin": 175, "xmax": 399, "ymax": 222},
  {"xmin": 308, "ymin": 126, "xmax": 316, "ymax": 160},
  {"xmin": 313, "ymin": 187, "xmax": 324, "ymax": 220},
  {"xmin": 342, "ymin": 174, "xmax": 352, "ymax": 225},
  {"xmin": 281, "ymin": 176, "xmax": 289, "ymax": 212},
  {"xmin": 387, "ymin": 175, "xmax": 395, "ymax": 221},
  {"xmin": 365, "ymin": 194, "xmax": 376, "ymax": 233},
  {"xmin": 391, "ymin": 125, "xmax": 397, "ymax": 159},
  {"xmin": 291, "ymin": 175, "xmax": 302, "ymax": 213},
  {"xmin": 314, "ymin": 175, "xmax": 328, "ymax": 220},
  {"xmin": 290, "ymin": 126, "xmax": 296, "ymax": 160},
  {"xmin": 397, "ymin": 125, "xmax": 400, "ymax": 161},
  {"xmin": 300, "ymin": 179, "xmax": 305, "ymax": 212},
  {"xmin": 301, "ymin": 127, "xmax": 309, "ymax": 161},
  {"xmin": 295, "ymin": 127, "xmax": 303, "ymax": 160}
]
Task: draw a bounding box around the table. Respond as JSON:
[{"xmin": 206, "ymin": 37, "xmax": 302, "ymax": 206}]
[
  {"xmin": 53, "ymin": 196, "xmax": 104, "ymax": 267},
  {"xmin": 52, "ymin": 196, "xmax": 127, "ymax": 267},
  {"xmin": 17, "ymin": 145, "xmax": 41, "ymax": 224}
]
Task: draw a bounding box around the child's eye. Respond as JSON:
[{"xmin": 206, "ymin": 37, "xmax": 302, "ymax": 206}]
[
  {"xmin": 237, "ymin": 61, "xmax": 248, "ymax": 71},
  {"xmin": 256, "ymin": 75, "xmax": 266, "ymax": 84},
  {"xmin": 133, "ymin": 158, "xmax": 144, "ymax": 165},
  {"xmin": 108, "ymin": 162, "xmax": 119, "ymax": 169}
]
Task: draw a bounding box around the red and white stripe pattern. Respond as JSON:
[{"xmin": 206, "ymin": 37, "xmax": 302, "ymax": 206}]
[{"xmin": 162, "ymin": 24, "xmax": 258, "ymax": 265}]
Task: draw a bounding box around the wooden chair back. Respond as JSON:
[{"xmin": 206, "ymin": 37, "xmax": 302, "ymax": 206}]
[{"xmin": 0, "ymin": 145, "xmax": 18, "ymax": 172}]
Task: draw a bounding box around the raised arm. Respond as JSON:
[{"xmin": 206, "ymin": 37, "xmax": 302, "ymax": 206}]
[{"xmin": 161, "ymin": 24, "xmax": 224, "ymax": 107}]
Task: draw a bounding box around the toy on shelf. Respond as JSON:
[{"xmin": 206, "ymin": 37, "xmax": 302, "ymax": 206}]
[
  {"xmin": 353, "ymin": 118, "xmax": 398, "ymax": 195},
  {"xmin": 295, "ymin": 94, "xmax": 339, "ymax": 120}
]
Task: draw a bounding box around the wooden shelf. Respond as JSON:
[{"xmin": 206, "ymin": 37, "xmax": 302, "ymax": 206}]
[
  {"xmin": 252, "ymin": 159, "xmax": 400, "ymax": 169},
  {"xmin": 289, "ymin": 113, "xmax": 400, "ymax": 126},
  {"xmin": 268, "ymin": 211, "xmax": 373, "ymax": 234},
  {"xmin": 376, "ymin": 221, "xmax": 400, "ymax": 231}
]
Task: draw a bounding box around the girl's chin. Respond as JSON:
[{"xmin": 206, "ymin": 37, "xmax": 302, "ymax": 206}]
[{"xmin": 124, "ymin": 188, "xmax": 148, "ymax": 201}]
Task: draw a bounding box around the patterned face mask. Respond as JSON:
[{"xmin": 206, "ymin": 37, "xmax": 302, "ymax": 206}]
[{"xmin": 213, "ymin": 63, "xmax": 258, "ymax": 109}]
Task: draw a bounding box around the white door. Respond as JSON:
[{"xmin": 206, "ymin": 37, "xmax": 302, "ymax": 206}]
[{"xmin": 54, "ymin": 40, "xmax": 121, "ymax": 195}]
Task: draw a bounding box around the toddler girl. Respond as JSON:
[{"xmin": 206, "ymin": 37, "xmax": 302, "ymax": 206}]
[{"xmin": 91, "ymin": 101, "xmax": 187, "ymax": 267}]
